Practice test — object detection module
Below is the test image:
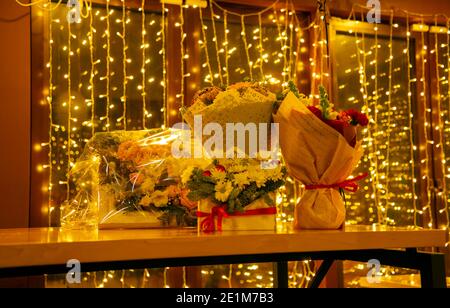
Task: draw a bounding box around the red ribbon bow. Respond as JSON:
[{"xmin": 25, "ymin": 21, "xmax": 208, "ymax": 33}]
[
  {"xmin": 197, "ymin": 206, "xmax": 277, "ymax": 232},
  {"xmin": 304, "ymin": 172, "xmax": 369, "ymax": 193}
]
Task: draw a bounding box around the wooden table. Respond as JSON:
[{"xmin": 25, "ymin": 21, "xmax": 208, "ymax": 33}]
[{"xmin": 0, "ymin": 225, "xmax": 447, "ymax": 288}]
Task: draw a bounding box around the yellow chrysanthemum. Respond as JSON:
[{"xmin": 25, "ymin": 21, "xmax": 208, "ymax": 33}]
[
  {"xmin": 139, "ymin": 195, "xmax": 152, "ymax": 207},
  {"xmin": 210, "ymin": 168, "xmax": 226, "ymax": 181},
  {"xmin": 247, "ymin": 167, "xmax": 268, "ymax": 188},
  {"xmin": 150, "ymin": 190, "xmax": 169, "ymax": 207},
  {"xmin": 181, "ymin": 166, "xmax": 195, "ymax": 185},
  {"xmin": 233, "ymin": 172, "xmax": 250, "ymax": 189},
  {"xmin": 214, "ymin": 181, "xmax": 233, "ymax": 202},
  {"xmin": 140, "ymin": 177, "xmax": 156, "ymax": 193}
]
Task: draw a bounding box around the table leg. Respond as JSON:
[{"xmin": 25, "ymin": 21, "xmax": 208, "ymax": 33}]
[
  {"xmin": 274, "ymin": 261, "xmax": 289, "ymax": 288},
  {"xmin": 309, "ymin": 259, "xmax": 334, "ymax": 288},
  {"xmin": 418, "ymin": 252, "xmax": 447, "ymax": 288}
]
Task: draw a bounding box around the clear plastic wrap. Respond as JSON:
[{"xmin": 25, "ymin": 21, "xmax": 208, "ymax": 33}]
[{"xmin": 61, "ymin": 129, "xmax": 210, "ymax": 229}]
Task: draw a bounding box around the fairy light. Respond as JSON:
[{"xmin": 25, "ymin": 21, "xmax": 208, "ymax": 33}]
[
  {"xmin": 420, "ymin": 18, "xmax": 434, "ymax": 228},
  {"xmin": 198, "ymin": 7, "xmax": 213, "ymax": 85},
  {"xmin": 310, "ymin": 15, "xmax": 320, "ymax": 98},
  {"xmin": 223, "ymin": 11, "xmax": 230, "ymax": 86},
  {"xmin": 434, "ymin": 16, "xmax": 450, "ymax": 229},
  {"xmin": 121, "ymin": 0, "xmax": 127, "ymax": 130},
  {"xmin": 406, "ymin": 13, "xmax": 418, "ymax": 226},
  {"xmin": 66, "ymin": 8, "xmax": 73, "ymax": 201},
  {"xmin": 105, "ymin": 0, "xmax": 111, "ymax": 131},
  {"xmin": 88, "ymin": 0, "xmax": 95, "ymax": 135},
  {"xmin": 163, "ymin": 267, "xmax": 169, "ymax": 288},
  {"xmin": 384, "ymin": 11, "xmax": 394, "ymax": 222},
  {"xmin": 287, "ymin": 7, "xmax": 295, "ymax": 81},
  {"xmin": 209, "ymin": 3, "xmax": 223, "ymax": 84},
  {"xmin": 161, "ymin": 0, "xmax": 167, "ymax": 127},
  {"xmin": 352, "ymin": 10, "xmax": 382, "ymax": 222},
  {"xmin": 47, "ymin": 1, "xmax": 54, "ymax": 226},
  {"xmin": 179, "ymin": 4, "xmax": 186, "ymax": 108},
  {"xmin": 240, "ymin": 15, "xmax": 253, "ymax": 80},
  {"xmin": 141, "ymin": 0, "xmax": 147, "ymax": 129},
  {"xmin": 257, "ymin": 13, "xmax": 265, "ymax": 80},
  {"xmin": 273, "ymin": 7, "xmax": 287, "ymax": 84},
  {"xmin": 33, "ymin": 0, "xmax": 450, "ymax": 289},
  {"xmin": 444, "ymin": 18, "xmax": 450, "ymax": 229}
]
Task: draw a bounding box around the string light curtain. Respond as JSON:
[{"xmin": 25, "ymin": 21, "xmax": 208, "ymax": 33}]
[{"xmin": 22, "ymin": 0, "xmax": 450, "ymax": 288}]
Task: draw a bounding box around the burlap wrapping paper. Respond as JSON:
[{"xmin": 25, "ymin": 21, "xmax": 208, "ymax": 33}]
[{"xmin": 273, "ymin": 92, "xmax": 364, "ymax": 229}]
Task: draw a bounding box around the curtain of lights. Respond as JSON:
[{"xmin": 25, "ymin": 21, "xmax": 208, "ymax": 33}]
[{"xmin": 22, "ymin": 0, "xmax": 450, "ymax": 287}]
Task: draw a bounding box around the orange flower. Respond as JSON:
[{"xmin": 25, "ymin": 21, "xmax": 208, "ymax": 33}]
[
  {"xmin": 117, "ymin": 140, "xmax": 140, "ymax": 161},
  {"xmin": 227, "ymin": 82, "xmax": 255, "ymax": 90},
  {"xmin": 166, "ymin": 185, "xmax": 181, "ymax": 198},
  {"xmin": 180, "ymin": 189, "xmax": 197, "ymax": 209},
  {"xmin": 129, "ymin": 172, "xmax": 144, "ymax": 185}
]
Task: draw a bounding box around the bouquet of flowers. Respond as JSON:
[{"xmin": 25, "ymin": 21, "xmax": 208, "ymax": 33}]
[
  {"xmin": 273, "ymin": 84, "xmax": 367, "ymax": 229},
  {"xmin": 183, "ymin": 157, "xmax": 286, "ymax": 231},
  {"xmin": 181, "ymin": 82, "xmax": 277, "ymax": 156},
  {"xmin": 61, "ymin": 129, "xmax": 209, "ymax": 229}
]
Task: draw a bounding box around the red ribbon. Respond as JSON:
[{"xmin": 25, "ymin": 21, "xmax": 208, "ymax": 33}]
[
  {"xmin": 197, "ymin": 206, "xmax": 277, "ymax": 232},
  {"xmin": 304, "ymin": 172, "xmax": 369, "ymax": 193}
]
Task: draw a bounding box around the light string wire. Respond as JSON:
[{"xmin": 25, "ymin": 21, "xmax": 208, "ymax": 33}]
[
  {"xmin": 141, "ymin": 0, "xmax": 147, "ymax": 129},
  {"xmin": 433, "ymin": 15, "xmax": 450, "ymax": 231},
  {"xmin": 273, "ymin": 5, "xmax": 287, "ymax": 84},
  {"xmin": 105, "ymin": 0, "xmax": 111, "ymax": 131},
  {"xmin": 406, "ymin": 13, "xmax": 418, "ymax": 226},
  {"xmin": 228, "ymin": 264, "xmax": 233, "ymax": 288},
  {"xmin": 16, "ymin": 0, "xmax": 63, "ymax": 11},
  {"xmin": 240, "ymin": 15, "xmax": 253, "ymax": 80},
  {"xmin": 66, "ymin": 8, "xmax": 72, "ymax": 201},
  {"xmin": 161, "ymin": 0, "xmax": 167, "ymax": 127},
  {"xmin": 359, "ymin": 9, "xmax": 382, "ymax": 221},
  {"xmin": 199, "ymin": 7, "xmax": 214, "ymax": 86},
  {"xmin": 384, "ymin": 10, "xmax": 394, "ymax": 223},
  {"xmin": 209, "ymin": 2, "xmax": 223, "ymax": 85},
  {"xmin": 88, "ymin": 0, "xmax": 95, "ymax": 136},
  {"xmin": 224, "ymin": 11, "xmax": 230, "ymax": 86},
  {"xmin": 121, "ymin": 0, "xmax": 127, "ymax": 130},
  {"xmin": 361, "ymin": 8, "xmax": 383, "ymax": 222},
  {"xmin": 310, "ymin": 13, "xmax": 319, "ymax": 98},
  {"xmin": 319, "ymin": 5, "xmax": 326, "ymax": 85},
  {"xmin": 287, "ymin": 5, "xmax": 295, "ymax": 81},
  {"xmin": 211, "ymin": 0, "xmax": 280, "ymax": 18},
  {"xmin": 351, "ymin": 10, "xmax": 381, "ymax": 222},
  {"xmin": 179, "ymin": 4, "xmax": 185, "ymax": 108},
  {"xmin": 182, "ymin": 266, "xmax": 188, "ymax": 288},
  {"xmin": 257, "ymin": 13, "xmax": 264, "ymax": 80},
  {"xmin": 282, "ymin": 0, "xmax": 289, "ymax": 84},
  {"xmin": 445, "ymin": 18, "xmax": 450, "ymax": 232},
  {"xmin": 420, "ymin": 18, "xmax": 434, "ymax": 228},
  {"xmin": 47, "ymin": 0, "xmax": 54, "ymax": 225}
]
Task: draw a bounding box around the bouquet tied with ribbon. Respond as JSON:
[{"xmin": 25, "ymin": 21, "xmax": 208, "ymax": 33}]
[
  {"xmin": 183, "ymin": 157, "xmax": 286, "ymax": 232},
  {"xmin": 273, "ymin": 84, "xmax": 367, "ymax": 229}
]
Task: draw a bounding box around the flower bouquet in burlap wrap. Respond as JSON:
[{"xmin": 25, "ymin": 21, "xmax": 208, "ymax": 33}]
[{"xmin": 273, "ymin": 85, "xmax": 367, "ymax": 229}]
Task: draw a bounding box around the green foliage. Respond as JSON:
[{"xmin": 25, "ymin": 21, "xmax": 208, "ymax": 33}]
[
  {"xmin": 287, "ymin": 80, "xmax": 301, "ymax": 98},
  {"xmin": 319, "ymin": 85, "xmax": 330, "ymax": 119},
  {"xmin": 274, "ymin": 80, "xmax": 301, "ymax": 113}
]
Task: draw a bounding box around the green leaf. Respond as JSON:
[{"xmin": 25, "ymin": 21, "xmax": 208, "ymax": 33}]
[
  {"xmin": 263, "ymin": 193, "xmax": 275, "ymax": 206},
  {"xmin": 319, "ymin": 85, "xmax": 330, "ymax": 119},
  {"xmin": 287, "ymin": 80, "xmax": 301, "ymax": 98}
]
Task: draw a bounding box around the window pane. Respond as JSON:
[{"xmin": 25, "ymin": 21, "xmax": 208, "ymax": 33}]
[
  {"xmin": 333, "ymin": 27, "xmax": 418, "ymax": 226},
  {"xmin": 50, "ymin": 4, "xmax": 163, "ymax": 203}
]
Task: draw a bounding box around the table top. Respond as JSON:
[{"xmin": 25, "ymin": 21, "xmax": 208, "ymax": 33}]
[{"xmin": 0, "ymin": 225, "xmax": 447, "ymax": 268}]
